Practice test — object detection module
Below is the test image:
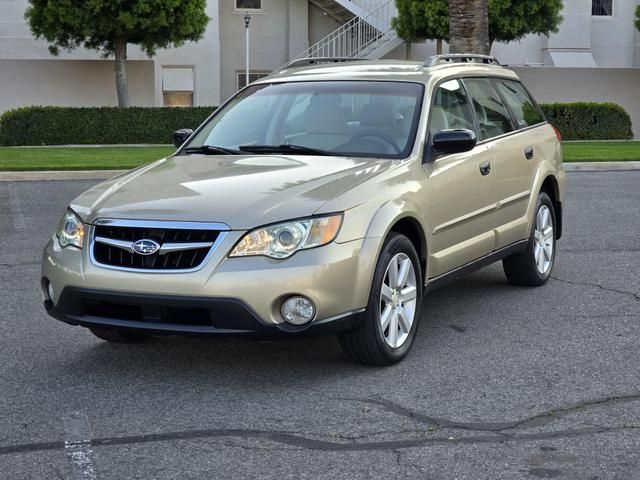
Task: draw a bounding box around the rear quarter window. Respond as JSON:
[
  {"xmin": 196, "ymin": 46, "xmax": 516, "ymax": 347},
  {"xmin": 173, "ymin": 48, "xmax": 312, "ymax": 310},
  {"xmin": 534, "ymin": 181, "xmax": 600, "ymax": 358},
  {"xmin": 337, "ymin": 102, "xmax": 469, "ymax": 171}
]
[
  {"xmin": 462, "ymin": 78, "xmax": 514, "ymax": 141},
  {"xmin": 494, "ymin": 80, "xmax": 545, "ymax": 129}
]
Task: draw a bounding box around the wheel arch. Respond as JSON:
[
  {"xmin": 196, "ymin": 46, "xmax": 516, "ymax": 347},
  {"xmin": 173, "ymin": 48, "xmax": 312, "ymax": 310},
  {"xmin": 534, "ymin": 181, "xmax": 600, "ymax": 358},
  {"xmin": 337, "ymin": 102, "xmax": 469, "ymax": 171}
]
[
  {"xmin": 540, "ymin": 175, "xmax": 562, "ymax": 239},
  {"xmin": 388, "ymin": 217, "xmax": 428, "ymax": 283},
  {"xmin": 365, "ymin": 200, "xmax": 429, "ymax": 286}
]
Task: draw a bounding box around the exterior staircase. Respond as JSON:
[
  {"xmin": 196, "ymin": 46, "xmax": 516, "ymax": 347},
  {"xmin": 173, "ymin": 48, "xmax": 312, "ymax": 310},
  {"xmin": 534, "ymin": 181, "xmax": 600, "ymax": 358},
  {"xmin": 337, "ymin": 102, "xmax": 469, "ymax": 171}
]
[
  {"xmin": 308, "ymin": 0, "xmax": 357, "ymax": 23},
  {"xmin": 290, "ymin": 0, "xmax": 403, "ymax": 63}
]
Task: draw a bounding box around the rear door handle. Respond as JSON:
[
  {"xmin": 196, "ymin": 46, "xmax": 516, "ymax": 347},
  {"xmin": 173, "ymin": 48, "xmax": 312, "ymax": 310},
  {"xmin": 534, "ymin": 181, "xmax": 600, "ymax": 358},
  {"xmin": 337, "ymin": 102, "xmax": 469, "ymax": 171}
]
[
  {"xmin": 524, "ymin": 146, "xmax": 534, "ymax": 160},
  {"xmin": 479, "ymin": 161, "xmax": 491, "ymax": 176}
]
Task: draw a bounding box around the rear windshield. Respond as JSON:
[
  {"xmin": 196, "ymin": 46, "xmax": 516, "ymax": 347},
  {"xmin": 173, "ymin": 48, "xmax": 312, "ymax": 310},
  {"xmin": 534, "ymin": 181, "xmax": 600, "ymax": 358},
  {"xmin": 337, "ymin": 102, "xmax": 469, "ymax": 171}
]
[{"xmin": 185, "ymin": 81, "xmax": 425, "ymax": 159}]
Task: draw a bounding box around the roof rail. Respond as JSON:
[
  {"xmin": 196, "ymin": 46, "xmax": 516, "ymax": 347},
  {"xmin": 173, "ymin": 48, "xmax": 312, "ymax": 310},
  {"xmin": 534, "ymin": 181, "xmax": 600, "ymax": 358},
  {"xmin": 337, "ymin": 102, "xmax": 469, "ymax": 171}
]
[
  {"xmin": 424, "ymin": 54, "xmax": 501, "ymax": 67},
  {"xmin": 282, "ymin": 57, "xmax": 367, "ymax": 71}
]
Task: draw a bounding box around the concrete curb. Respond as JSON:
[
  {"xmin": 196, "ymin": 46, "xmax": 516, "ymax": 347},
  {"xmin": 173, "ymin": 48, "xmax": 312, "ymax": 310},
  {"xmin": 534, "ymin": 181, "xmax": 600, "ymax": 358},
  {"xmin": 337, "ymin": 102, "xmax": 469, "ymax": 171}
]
[
  {"xmin": 1, "ymin": 162, "xmax": 640, "ymax": 182},
  {"xmin": 563, "ymin": 161, "xmax": 640, "ymax": 172},
  {"xmin": 7, "ymin": 144, "xmax": 172, "ymax": 149},
  {"xmin": 0, "ymin": 170, "xmax": 126, "ymax": 182}
]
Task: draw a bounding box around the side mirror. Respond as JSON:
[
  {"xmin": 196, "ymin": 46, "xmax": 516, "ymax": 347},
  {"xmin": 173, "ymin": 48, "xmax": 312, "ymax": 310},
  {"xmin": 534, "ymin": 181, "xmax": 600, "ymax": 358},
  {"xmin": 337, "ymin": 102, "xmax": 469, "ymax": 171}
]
[
  {"xmin": 172, "ymin": 128, "xmax": 194, "ymax": 148},
  {"xmin": 432, "ymin": 129, "xmax": 477, "ymax": 155}
]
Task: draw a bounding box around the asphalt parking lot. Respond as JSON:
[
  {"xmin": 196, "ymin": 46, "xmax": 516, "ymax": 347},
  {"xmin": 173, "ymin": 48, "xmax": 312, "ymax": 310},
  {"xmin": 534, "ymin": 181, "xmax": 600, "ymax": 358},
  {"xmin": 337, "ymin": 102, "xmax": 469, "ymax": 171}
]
[{"xmin": 1, "ymin": 171, "xmax": 639, "ymax": 480}]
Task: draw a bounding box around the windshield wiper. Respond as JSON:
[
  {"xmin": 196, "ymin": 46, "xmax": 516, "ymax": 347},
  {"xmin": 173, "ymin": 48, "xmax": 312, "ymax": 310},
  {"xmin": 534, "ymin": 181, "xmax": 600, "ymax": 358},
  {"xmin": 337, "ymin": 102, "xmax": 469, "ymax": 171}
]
[
  {"xmin": 237, "ymin": 144, "xmax": 333, "ymax": 156},
  {"xmin": 183, "ymin": 145, "xmax": 242, "ymax": 155}
]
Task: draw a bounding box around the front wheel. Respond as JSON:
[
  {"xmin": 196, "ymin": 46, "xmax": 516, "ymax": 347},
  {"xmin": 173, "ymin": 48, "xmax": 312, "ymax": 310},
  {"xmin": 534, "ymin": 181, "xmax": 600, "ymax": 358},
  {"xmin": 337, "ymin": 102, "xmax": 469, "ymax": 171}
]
[
  {"xmin": 503, "ymin": 192, "xmax": 557, "ymax": 286},
  {"xmin": 339, "ymin": 233, "xmax": 422, "ymax": 366}
]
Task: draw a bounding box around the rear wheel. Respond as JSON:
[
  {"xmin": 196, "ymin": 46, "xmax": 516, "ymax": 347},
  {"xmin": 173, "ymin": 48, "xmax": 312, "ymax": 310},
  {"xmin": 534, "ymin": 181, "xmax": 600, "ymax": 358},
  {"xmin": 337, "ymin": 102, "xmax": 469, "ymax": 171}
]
[
  {"xmin": 503, "ymin": 192, "xmax": 556, "ymax": 286},
  {"xmin": 89, "ymin": 328, "xmax": 152, "ymax": 343},
  {"xmin": 339, "ymin": 233, "xmax": 422, "ymax": 366}
]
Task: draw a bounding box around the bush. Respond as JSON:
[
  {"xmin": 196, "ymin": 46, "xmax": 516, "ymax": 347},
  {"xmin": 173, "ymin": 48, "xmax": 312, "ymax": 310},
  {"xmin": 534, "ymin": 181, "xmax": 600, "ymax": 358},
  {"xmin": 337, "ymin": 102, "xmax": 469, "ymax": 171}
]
[
  {"xmin": 0, "ymin": 106, "xmax": 216, "ymax": 146},
  {"xmin": 540, "ymin": 102, "xmax": 633, "ymax": 141},
  {"xmin": 0, "ymin": 102, "xmax": 633, "ymax": 145}
]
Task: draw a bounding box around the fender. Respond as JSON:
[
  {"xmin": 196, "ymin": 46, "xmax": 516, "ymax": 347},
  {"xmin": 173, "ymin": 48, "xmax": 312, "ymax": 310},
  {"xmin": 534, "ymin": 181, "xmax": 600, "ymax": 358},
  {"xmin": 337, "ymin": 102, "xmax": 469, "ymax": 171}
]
[
  {"xmin": 525, "ymin": 164, "xmax": 561, "ymax": 236},
  {"xmin": 352, "ymin": 198, "xmax": 431, "ymax": 287},
  {"xmin": 365, "ymin": 198, "xmax": 429, "ymax": 247}
]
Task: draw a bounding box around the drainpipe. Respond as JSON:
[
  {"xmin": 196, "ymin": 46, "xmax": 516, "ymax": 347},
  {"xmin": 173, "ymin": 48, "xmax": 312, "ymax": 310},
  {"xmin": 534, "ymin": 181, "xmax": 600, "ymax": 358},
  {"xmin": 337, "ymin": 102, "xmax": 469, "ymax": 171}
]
[
  {"xmin": 244, "ymin": 13, "xmax": 251, "ymax": 86},
  {"xmin": 285, "ymin": 0, "xmax": 291, "ymax": 60}
]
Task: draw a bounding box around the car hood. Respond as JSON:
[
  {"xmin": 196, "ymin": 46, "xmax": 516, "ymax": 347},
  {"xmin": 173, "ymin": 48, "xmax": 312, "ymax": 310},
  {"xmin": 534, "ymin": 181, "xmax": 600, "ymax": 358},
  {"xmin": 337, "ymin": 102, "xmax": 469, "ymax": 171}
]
[{"xmin": 71, "ymin": 154, "xmax": 395, "ymax": 229}]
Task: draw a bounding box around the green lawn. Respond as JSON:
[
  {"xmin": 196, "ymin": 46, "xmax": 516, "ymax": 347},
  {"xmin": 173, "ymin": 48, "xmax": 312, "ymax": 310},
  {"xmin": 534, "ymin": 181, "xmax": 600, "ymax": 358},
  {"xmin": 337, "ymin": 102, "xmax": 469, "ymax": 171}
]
[
  {"xmin": 0, "ymin": 141, "xmax": 638, "ymax": 171},
  {"xmin": 562, "ymin": 141, "xmax": 640, "ymax": 162},
  {"xmin": 0, "ymin": 146, "xmax": 175, "ymax": 171}
]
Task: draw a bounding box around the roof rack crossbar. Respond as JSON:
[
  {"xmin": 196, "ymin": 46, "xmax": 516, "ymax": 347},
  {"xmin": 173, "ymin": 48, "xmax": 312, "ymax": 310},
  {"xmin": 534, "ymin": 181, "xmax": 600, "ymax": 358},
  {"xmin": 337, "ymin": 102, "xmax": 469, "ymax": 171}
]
[
  {"xmin": 424, "ymin": 54, "xmax": 501, "ymax": 67},
  {"xmin": 282, "ymin": 57, "xmax": 367, "ymax": 71}
]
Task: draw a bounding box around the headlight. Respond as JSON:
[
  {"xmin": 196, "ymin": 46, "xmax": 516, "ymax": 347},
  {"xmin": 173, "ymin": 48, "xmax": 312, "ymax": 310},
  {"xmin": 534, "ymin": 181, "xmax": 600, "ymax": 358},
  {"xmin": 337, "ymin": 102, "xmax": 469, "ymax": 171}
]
[
  {"xmin": 56, "ymin": 209, "xmax": 85, "ymax": 249},
  {"xmin": 229, "ymin": 214, "xmax": 343, "ymax": 259}
]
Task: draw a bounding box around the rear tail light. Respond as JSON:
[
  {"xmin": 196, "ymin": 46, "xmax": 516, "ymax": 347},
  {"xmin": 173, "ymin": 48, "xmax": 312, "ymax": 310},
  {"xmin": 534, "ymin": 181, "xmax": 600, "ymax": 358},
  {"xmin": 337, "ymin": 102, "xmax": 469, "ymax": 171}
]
[{"xmin": 552, "ymin": 126, "xmax": 562, "ymax": 143}]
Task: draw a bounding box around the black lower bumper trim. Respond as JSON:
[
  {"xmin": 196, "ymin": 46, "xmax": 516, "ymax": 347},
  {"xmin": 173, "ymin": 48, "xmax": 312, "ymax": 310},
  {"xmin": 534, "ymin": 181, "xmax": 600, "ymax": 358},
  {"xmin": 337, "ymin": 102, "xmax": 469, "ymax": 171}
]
[{"xmin": 45, "ymin": 287, "xmax": 364, "ymax": 337}]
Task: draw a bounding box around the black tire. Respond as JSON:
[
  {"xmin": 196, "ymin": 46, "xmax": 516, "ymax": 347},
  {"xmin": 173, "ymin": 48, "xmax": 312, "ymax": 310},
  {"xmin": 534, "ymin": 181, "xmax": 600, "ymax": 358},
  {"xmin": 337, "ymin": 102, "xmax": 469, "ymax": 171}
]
[
  {"xmin": 503, "ymin": 192, "xmax": 556, "ymax": 286},
  {"xmin": 339, "ymin": 233, "xmax": 423, "ymax": 366},
  {"xmin": 89, "ymin": 328, "xmax": 152, "ymax": 343}
]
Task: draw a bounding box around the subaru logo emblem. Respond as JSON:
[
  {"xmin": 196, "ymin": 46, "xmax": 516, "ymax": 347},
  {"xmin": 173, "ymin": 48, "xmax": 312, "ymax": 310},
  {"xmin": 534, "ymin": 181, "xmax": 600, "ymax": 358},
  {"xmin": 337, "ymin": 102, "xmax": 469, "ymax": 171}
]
[{"xmin": 132, "ymin": 239, "xmax": 160, "ymax": 256}]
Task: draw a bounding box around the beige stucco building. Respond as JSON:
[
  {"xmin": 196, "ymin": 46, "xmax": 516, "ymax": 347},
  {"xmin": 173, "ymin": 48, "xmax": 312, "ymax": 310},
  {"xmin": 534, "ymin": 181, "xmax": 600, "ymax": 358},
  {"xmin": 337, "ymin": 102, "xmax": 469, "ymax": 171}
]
[
  {"xmin": 1, "ymin": 0, "xmax": 640, "ymax": 135},
  {"xmin": 0, "ymin": 0, "xmax": 345, "ymax": 111}
]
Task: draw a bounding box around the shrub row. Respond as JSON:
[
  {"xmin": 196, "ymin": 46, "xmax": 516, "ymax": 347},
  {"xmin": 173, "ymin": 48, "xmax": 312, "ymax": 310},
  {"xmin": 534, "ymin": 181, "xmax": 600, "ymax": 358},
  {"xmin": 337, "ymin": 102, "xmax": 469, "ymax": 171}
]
[
  {"xmin": 540, "ymin": 102, "xmax": 633, "ymax": 141},
  {"xmin": 0, "ymin": 102, "xmax": 633, "ymax": 145},
  {"xmin": 0, "ymin": 106, "xmax": 216, "ymax": 146}
]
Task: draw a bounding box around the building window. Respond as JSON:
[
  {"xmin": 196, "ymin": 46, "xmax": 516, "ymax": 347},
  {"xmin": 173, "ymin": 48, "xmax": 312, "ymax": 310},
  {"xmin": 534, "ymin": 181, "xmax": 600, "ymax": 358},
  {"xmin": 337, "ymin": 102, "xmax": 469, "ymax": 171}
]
[
  {"xmin": 235, "ymin": 0, "xmax": 262, "ymax": 11},
  {"xmin": 162, "ymin": 67, "xmax": 194, "ymax": 107},
  {"xmin": 236, "ymin": 71, "xmax": 270, "ymax": 90},
  {"xmin": 592, "ymin": 0, "xmax": 613, "ymax": 16},
  {"xmin": 163, "ymin": 92, "xmax": 193, "ymax": 107}
]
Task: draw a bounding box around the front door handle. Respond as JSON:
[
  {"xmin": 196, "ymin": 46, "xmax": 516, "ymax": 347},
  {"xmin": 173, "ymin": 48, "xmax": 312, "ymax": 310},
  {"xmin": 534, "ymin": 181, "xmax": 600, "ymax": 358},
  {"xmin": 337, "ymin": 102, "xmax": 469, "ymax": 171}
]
[
  {"xmin": 524, "ymin": 146, "xmax": 534, "ymax": 160},
  {"xmin": 479, "ymin": 161, "xmax": 491, "ymax": 176}
]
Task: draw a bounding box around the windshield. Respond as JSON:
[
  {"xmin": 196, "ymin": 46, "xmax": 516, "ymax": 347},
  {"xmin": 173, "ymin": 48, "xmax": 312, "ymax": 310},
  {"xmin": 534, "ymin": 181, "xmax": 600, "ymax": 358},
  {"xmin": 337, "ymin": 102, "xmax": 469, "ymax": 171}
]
[{"xmin": 184, "ymin": 81, "xmax": 424, "ymax": 159}]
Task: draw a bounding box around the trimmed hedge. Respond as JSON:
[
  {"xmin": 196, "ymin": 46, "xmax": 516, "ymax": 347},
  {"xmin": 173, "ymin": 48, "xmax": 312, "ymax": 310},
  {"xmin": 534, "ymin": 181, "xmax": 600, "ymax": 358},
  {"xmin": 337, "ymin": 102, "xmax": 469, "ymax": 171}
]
[
  {"xmin": 540, "ymin": 102, "xmax": 633, "ymax": 141},
  {"xmin": 0, "ymin": 102, "xmax": 633, "ymax": 145},
  {"xmin": 0, "ymin": 106, "xmax": 216, "ymax": 146}
]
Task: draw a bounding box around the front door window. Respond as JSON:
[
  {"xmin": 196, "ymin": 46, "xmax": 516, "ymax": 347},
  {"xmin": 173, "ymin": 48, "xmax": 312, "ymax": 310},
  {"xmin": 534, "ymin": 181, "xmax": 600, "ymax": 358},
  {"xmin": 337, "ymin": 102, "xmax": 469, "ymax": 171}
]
[{"xmin": 429, "ymin": 79, "xmax": 476, "ymax": 137}]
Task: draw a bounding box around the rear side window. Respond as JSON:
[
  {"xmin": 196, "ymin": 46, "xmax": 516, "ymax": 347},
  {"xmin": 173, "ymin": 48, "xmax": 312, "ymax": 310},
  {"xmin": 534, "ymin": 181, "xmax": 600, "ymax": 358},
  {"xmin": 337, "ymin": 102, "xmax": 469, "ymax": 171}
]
[
  {"xmin": 495, "ymin": 80, "xmax": 545, "ymax": 129},
  {"xmin": 463, "ymin": 78, "xmax": 514, "ymax": 141}
]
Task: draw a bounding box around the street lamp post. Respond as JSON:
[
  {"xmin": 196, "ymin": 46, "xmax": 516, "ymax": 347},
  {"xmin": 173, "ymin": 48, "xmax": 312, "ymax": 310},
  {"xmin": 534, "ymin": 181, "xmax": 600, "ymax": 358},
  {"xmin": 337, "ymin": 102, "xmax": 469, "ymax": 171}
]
[{"xmin": 244, "ymin": 13, "xmax": 251, "ymax": 88}]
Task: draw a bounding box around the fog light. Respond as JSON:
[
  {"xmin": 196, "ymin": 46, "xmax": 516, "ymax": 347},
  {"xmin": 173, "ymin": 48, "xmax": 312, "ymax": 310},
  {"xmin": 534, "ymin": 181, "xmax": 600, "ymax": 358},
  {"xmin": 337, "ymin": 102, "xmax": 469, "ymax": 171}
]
[
  {"xmin": 281, "ymin": 296, "xmax": 315, "ymax": 325},
  {"xmin": 47, "ymin": 282, "xmax": 55, "ymax": 302}
]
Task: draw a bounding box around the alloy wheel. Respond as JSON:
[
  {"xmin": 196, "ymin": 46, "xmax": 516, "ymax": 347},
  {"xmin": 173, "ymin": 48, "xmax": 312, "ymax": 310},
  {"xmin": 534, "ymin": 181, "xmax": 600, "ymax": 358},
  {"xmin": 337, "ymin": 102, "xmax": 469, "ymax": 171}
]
[
  {"xmin": 533, "ymin": 205, "xmax": 554, "ymax": 274},
  {"xmin": 379, "ymin": 253, "xmax": 418, "ymax": 348}
]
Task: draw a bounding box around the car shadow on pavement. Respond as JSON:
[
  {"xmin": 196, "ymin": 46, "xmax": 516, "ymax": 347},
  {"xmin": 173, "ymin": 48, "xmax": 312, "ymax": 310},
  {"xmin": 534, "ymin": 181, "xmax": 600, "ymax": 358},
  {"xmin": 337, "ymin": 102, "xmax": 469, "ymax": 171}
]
[{"xmin": 53, "ymin": 267, "xmax": 515, "ymax": 381}]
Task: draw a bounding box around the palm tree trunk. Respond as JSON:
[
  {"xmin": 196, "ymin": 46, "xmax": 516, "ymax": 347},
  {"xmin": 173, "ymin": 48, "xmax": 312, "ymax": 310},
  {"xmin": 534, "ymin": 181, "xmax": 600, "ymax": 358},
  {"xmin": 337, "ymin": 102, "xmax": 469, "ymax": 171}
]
[
  {"xmin": 448, "ymin": 0, "xmax": 490, "ymax": 55},
  {"xmin": 114, "ymin": 37, "xmax": 131, "ymax": 107}
]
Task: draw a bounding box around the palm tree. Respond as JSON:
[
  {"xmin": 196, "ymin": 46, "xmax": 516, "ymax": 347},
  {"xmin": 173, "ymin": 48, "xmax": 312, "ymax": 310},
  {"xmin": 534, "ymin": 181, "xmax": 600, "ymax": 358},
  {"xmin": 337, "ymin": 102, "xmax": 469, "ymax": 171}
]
[{"xmin": 448, "ymin": 0, "xmax": 490, "ymax": 55}]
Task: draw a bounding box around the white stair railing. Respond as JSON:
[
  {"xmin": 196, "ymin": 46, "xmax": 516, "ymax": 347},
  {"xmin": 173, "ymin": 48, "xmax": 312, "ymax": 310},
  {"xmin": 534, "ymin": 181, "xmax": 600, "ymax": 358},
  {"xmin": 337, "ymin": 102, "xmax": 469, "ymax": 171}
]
[{"xmin": 289, "ymin": 0, "xmax": 397, "ymax": 62}]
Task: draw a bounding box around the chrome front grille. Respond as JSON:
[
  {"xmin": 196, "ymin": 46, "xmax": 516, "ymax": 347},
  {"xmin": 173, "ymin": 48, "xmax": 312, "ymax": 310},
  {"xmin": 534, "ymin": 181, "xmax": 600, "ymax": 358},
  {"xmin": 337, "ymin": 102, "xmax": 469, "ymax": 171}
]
[{"xmin": 90, "ymin": 220, "xmax": 229, "ymax": 272}]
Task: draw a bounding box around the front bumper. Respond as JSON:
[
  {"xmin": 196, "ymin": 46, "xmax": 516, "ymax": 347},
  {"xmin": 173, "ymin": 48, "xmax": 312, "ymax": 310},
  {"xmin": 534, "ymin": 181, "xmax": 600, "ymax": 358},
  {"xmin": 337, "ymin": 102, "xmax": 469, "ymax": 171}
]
[
  {"xmin": 42, "ymin": 231, "xmax": 380, "ymax": 336},
  {"xmin": 45, "ymin": 287, "xmax": 364, "ymax": 337}
]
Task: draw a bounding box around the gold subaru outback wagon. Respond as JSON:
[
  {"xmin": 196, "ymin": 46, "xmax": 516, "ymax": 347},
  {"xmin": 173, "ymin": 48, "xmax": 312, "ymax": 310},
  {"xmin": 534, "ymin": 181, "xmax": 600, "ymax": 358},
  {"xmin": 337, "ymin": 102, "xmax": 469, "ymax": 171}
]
[{"xmin": 42, "ymin": 55, "xmax": 566, "ymax": 365}]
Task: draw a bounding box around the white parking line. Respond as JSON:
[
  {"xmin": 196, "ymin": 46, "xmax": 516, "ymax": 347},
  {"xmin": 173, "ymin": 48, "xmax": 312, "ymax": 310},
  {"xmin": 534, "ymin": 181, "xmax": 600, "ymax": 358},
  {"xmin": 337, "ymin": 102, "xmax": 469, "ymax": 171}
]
[
  {"xmin": 62, "ymin": 412, "xmax": 98, "ymax": 480},
  {"xmin": 8, "ymin": 183, "xmax": 25, "ymax": 230}
]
